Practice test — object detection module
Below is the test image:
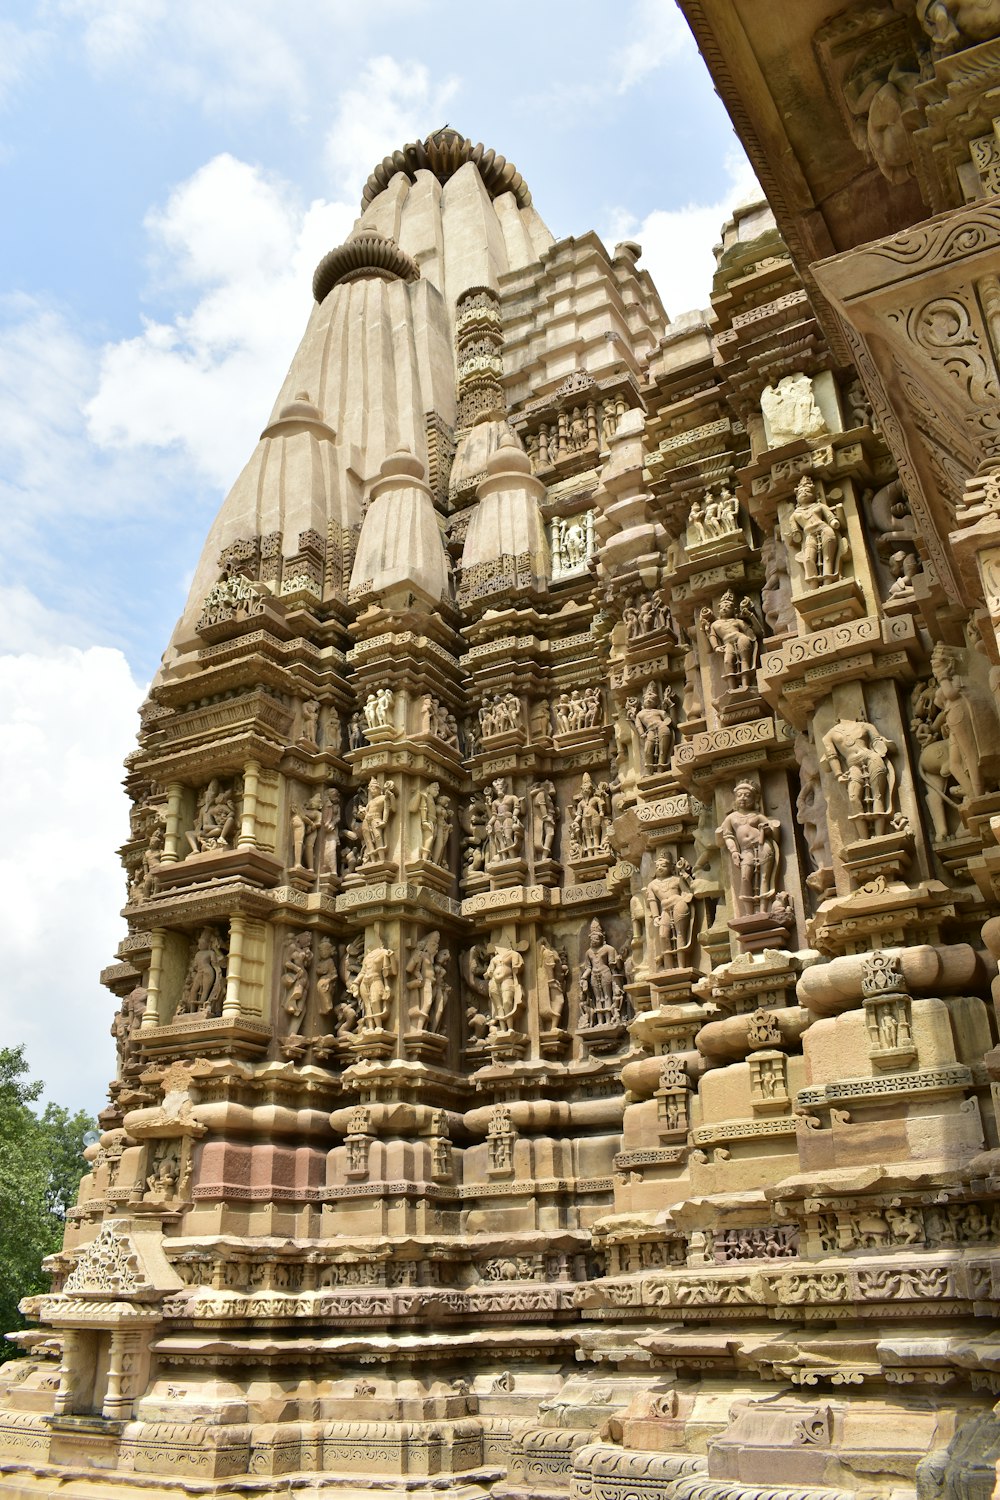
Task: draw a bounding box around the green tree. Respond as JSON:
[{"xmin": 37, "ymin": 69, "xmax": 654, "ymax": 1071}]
[{"xmin": 0, "ymin": 1048, "xmax": 95, "ymax": 1361}]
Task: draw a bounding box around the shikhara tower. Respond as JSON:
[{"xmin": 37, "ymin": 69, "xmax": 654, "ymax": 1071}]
[{"xmin": 7, "ymin": 102, "xmax": 1000, "ymax": 1497}]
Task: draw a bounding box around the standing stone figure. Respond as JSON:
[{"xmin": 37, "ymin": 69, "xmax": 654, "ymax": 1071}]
[
  {"xmin": 627, "ymin": 682, "xmax": 675, "ymax": 773},
  {"xmin": 786, "ymin": 475, "xmax": 846, "ymax": 587},
  {"xmin": 536, "ymin": 937, "xmax": 568, "ymax": 1029},
  {"xmin": 359, "ymin": 776, "xmax": 397, "ymax": 864},
  {"xmin": 700, "ymin": 591, "xmax": 763, "ymax": 693},
  {"xmin": 291, "ymin": 792, "xmax": 323, "ymax": 871},
  {"xmin": 716, "ymin": 781, "xmax": 782, "ymax": 919},
  {"xmin": 570, "ymin": 773, "xmax": 612, "ymax": 858},
  {"xmin": 820, "ymin": 718, "xmax": 897, "ymax": 840},
  {"xmin": 406, "ymin": 931, "xmax": 449, "ymax": 1034},
  {"xmin": 352, "ymin": 946, "xmax": 397, "ymax": 1030},
  {"xmin": 485, "ymin": 947, "xmax": 524, "ymax": 1034},
  {"xmin": 486, "ymin": 778, "xmax": 525, "ymax": 864},
  {"xmin": 579, "ymin": 919, "xmax": 624, "ymax": 1027},
  {"xmin": 176, "ymin": 928, "xmax": 227, "ymax": 1017},
  {"xmin": 531, "ymin": 781, "xmax": 558, "ymax": 860},
  {"xmin": 281, "ymin": 931, "xmax": 313, "ymax": 1037},
  {"xmin": 645, "ymin": 854, "xmax": 696, "ymax": 966}
]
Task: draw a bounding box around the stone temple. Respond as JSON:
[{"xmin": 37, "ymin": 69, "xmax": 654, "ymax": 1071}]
[{"xmin": 10, "ymin": 1, "xmax": 1000, "ymax": 1489}]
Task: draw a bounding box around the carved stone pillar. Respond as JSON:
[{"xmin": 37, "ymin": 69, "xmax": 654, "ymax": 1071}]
[
  {"xmin": 160, "ymin": 781, "xmax": 185, "ymax": 865},
  {"xmin": 237, "ymin": 759, "xmax": 261, "ymax": 849},
  {"xmin": 140, "ymin": 930, "xmax": 167, "ymax": 1030}
]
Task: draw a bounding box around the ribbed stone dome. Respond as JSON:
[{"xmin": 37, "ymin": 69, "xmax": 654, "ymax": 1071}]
[
  {"xmin": 360, "ymin": 126, "xmax": 532, "ymax": 210},
  {"xmin": 312, "ymin": 232, "xmax": 420, "ymax": 304}
]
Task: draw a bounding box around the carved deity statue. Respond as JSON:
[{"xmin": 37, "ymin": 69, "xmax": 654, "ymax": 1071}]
[
  {"xmin": 351, "ymin": 946, "xmax": 397, "ymax": 1031},
  {"xmin": 363, "ymin": 687, "xmax": 394, "ymax": 731},
  {"xmin": 536, "ymin": 938, "xmax": 568, "ymax": 1030},
  {"xmin": 461, "ymin": 791, "xmax": 489, "ymax": 875},
  {"xmin": 290, "ymin": 791, "xmax": 323, "ymax": 871},
  {"xmin": 406, "ymin": 930, "xmax": 449, "ymax": 1034},
  {"xmin": 716, "ymin": 781, "xmax": 781, "ymax": 919},
  {"xmin": 315, "ymin": 936, "xmax": 337, "ymax": 1021},
  {"xmin": 410, "ymin": 781, "xmax": 452, "ymax": 865},
  {"xmin": 300, "ymin": 698, "xmax": 320, "ymax": 745},
  {"xmin": 176, "ymin": 927, "xmax": 226, "ymax": 1017},
  {"xmin": 820, "ymin": 718, "xmax": 898, "ymax": 840},
  {"xmin": 569, "ymin": 773, "xmax": 613, "ymax": 859},
  {"xmin": 186, "ymin": 778, "xmax": 236, "ymax": 855},
  {"xmin": 319, "ymin": 788, "xmax": 341, "ymax": 876},
  {"xmin": 785, "ymin": 475, "xmax": 847, "ymax": 587},
  {"xmin": 358, "ymin": 776, "xmax": 397, "ymax": 865},
  {"xmin": 281, "ymin": 931, "xmax": 313, "ymax": 1037},
  {"xmin": 699, "ymin": 590, "xmax": 763, "ymax": 693},
  {"xmin": 486, "ymin": 777, "xmax": 526, "ymax": 865},
  {"xmin": 929, "ymin": 644, "xmax": 997, "ymax": 801},
  {"xmin": 579, "ymin": 919, "xmax": 625, "ymax": 1027},
  {"xmin": 760, "ymin": 372, "xmax": 827, "ymax": 446},
  {"xmin": 485, "ymin": 946, "xmax": 524, "ymax": 1033},
  {"xmin": 645, "ymin": 854, "xmax": 696, "ymax": 967},
  {"xmin": 531, "ymin": 781, "xmax": 558, "ymax": 860},
  {"xmin": 626, "ymin": 681, "xmax": 675, "ymax": 773}
]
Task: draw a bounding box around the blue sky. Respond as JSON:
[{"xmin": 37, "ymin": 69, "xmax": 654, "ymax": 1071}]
[{"xmin": 0, "ymin": 0, "xmax": 755, "ymax": 1113}]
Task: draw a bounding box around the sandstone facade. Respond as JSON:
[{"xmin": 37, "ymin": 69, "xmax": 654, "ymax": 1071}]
[{"xmin": 4, "ymin": 77, "xmax": 1000, "ymax": 1496}]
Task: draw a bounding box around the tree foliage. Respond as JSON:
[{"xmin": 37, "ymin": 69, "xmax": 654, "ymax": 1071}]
[{"xmin": 0, "ymin": 1047, "xmax": 95, "ymax": 1361}]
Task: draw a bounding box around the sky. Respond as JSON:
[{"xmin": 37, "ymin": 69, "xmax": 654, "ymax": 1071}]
[{"xmin": 0, "ymin": 0, "xmax": 758, "ymax": 1115}]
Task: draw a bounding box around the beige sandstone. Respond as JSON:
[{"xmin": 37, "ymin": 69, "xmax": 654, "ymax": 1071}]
[{"xmin": 6, "ymin": 71, "xmax": 1000, "ymax": 1500}]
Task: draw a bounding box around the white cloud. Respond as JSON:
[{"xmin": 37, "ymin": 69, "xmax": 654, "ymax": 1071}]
[
  {"xmin": 0, "ymin": 19, "xmax": 49, "ymax": 110},
  {"xmin": 0, "ymin": 635, "xmax": 144, "ymax": 1113},
  {"xmin": 86, "ymin": 154, "xmax": 356, "ymax": 488},
  {"xmin": 324, "ymin": 55, "xmax": 460, "ymax": 200},
  {"xmin": 611, "ymin": 0, "xmax": 693, "ymax": 93},
  {"xmin": 606, "ymin": 150, "xmax": 762, "ymax": 319}
]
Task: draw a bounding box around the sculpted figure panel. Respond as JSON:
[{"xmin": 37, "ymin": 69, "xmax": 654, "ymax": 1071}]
[
  {"xmin": 716, "ymin": 782, "xmax": 781, "ymax": 919},
  {"xmin": 785, "ymin": 475, "xmax": 848, "ymax": 588},
  {"xmin": 820, "ymin": 718, "xmax": 898, "ymax": 840},
  {"xmin": 187, "ymin": 779, "xmax": 237, "ymax": 855},
  {"xmin": 486, "ymin": 777, "xmax": 526, "ymax": 864},
  {"xmin": 700, "ymin": 590, "xmax": 763, "ymax": 693},
  {"xmin": 176, "ymin": 927, "xmax": 227, "ymax": 1019},
  {"xmin": 645, "ymin": 854, "xmax": 696, "ymax": 967}
]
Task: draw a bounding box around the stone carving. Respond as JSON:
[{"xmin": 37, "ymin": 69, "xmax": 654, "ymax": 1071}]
[
  {"xmin": 916, "ymin": 0, "xmax": 1000, "ymax": 55},
  {"xmin": 351, "ymin": 945, "xmax": 397, "ymax": 1031},
  {"xmin": 550, "ymin": 511, "xmax": 594, "ymax": 576},
  {"xmin": 186, "ymin": 779, "xmax": 237, "ymax": 854},
  {"xmin": 357, "ymin": 775, "xmax": 398, "ymax": 866},
  {"xmin": 291, "ymin": 792, "xmax": 323, "ymax": 871},
  {"xmin": 320, "ymin": 788, "xmax": 341, "ymax": 876},
  {"xmin": 687, "ymin": 485, "xmax": 741, "ymax": 545},
  {"xmin": 623, "ymin": 591, "xmax": 674, "ymax": 639},
  {"xmin": 699, "ymin": 591, "xmax": 763, "ymax": 693},
  {"xmin": 761, "ymin": 532, "xmax": 795, "ymax": 636},
  {"xmin": 300, "ymin": 698, "xmax": 320, "ymax": 745},
  {"xmin": 409, "ymin": 781, "xmax": 453, "ymax": 865},
  {"xmin": 315, "ymin": 936, "xmax": 337, "ymax": 1023},
  {"xmin": 626, "ymin": 682, "xmax": 676, "ymax": 773},
  {"xmin": 569, "ymin": 773, "xmax": 613, "ymax": 860},
  {"xmin": 820, "ymin": 718, "xmax": 898, "ymax": 840},
  {"xmin": 363, "ymin": 688, "xmax": 394, "ymax": 731},
  {"xmin": 281, "ymin": 931, "xmax": 313, "ymax": 1037},
  {"xmin": 536, "ymin": 937, "xmax": 568, "ymax": 1029},
  {"xmin": 175, "ymin": 928, "xmax": 227, "ymax": 1018},
  {"xmin": 645, "ymin": 854, "xmax": 696, "ymax": 967},
  {"xmin": 553, "ymin": 686, "xmax": 603, "ymax": 734},
  {"xmin": 421, "ymin": 694, "xmax": 460, "ymax": 748},
  {"xmin": 785, "ymin": 475, "xmax": 848, "ymax": 587},
  {"xmin": 461, "ymin": 790, "xmax": 490, "ymax": 876},
  {"xmin": 760, "ymin": 372, "xmax": 828, "ymax": 446},
  {"xmin": 578, "ymin": 919, "xmax": 626, "ymax": 1028},
  {"xmin": 531, "ymin": 781, "xmax": 558, "ymax": 860},
  {"xmin": 479, "ymin": 691, "xmax": 523, "ymax": 738},
  {"xmin": 405, "ymin": 931, "xmax": 449, "ymax": 1034},
  {"xmin": 485, "ymin": 946, "xmax": 525, "ymax": 1034},
  {"xmin": 486, "ymin": 777, "xmax": 526, "ymax": 864},
  {"xmin": 794, "ymin": 732, "xmax": 833, "ymax": 886},
  {"xmin": 716, "ymin": 782, "xmax": 781, "ymax": 918}
]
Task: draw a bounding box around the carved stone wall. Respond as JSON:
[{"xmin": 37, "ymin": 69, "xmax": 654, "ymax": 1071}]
[{"xmin": 4, "ymin": 111, "xmax": 1000, "ymax": 1500}]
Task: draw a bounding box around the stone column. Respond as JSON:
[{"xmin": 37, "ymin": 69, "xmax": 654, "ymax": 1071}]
[
  {"xmin": 238, "ymin": 759, "xmax": 261, "ymax": 849},
  {"xmin": 160, "ymin": 781, "xmax": 185, "ymax": 865},
  {"xmin": 141, "ymin": 930, "xmax": 167, "ymax": 1030}
]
